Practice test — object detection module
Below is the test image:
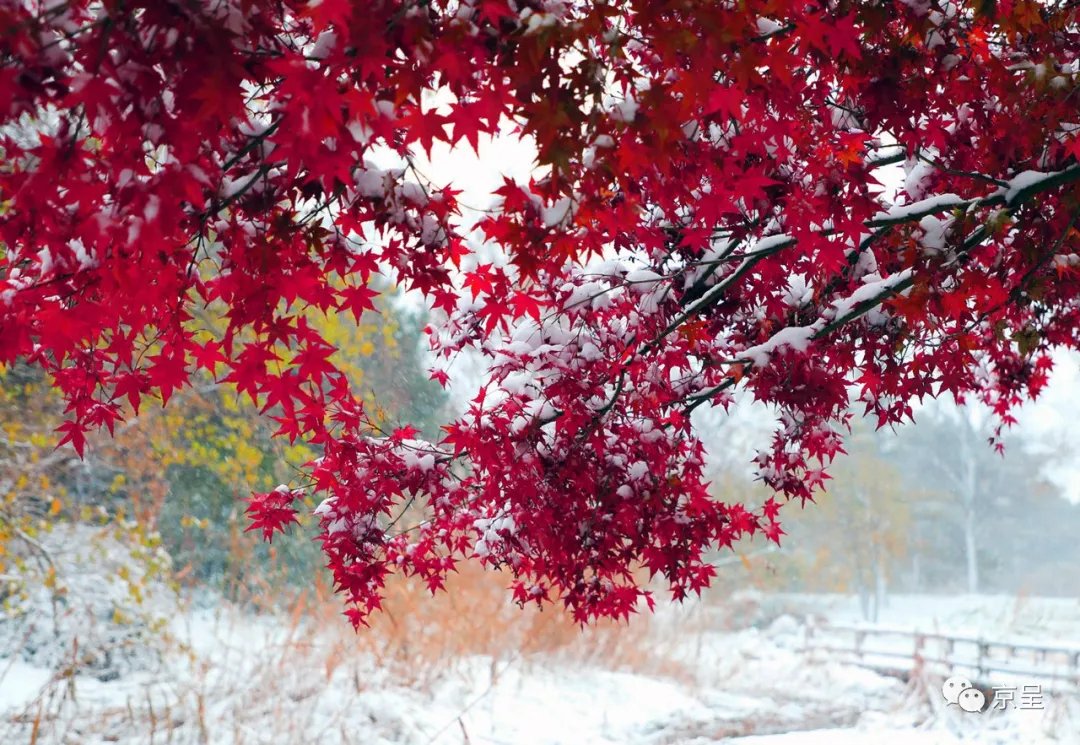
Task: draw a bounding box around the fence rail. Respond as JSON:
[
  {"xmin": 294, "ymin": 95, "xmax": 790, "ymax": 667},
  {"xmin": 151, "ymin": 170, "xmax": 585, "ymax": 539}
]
[{"xmin": 805, "ymin": 624, "xmax": 1080, "ymax": 686}]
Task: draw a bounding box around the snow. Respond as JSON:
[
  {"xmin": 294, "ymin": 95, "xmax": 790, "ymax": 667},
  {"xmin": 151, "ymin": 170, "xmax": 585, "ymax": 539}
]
[
  {"xmin": 872, "ymin": 194, "xmax": 966, "ymax": 224},
  {"xmin": 1003, "ymin": 169, "xmax": 1072, "ymax": 205},
  {"xmin": 521, "ymin": 8, "xmax": 559, "ymax": 34},
  {"xmin": 2, "ymin": 593, "xmax": 1078, "ymax": 743},
  {"xmin": 220, "ymin": 171, "xmax": 260, "ymax": 199},
  {"xmin": 625, "ymin": 268, "xmax": 664, "ymax": 292},
  {"xmin": 541, "ymin": 196, "xmax": 574, "ymax": 227},
  {"xmin": 755, "ymin": 18, "xmax": 783, "ymax": 35},
  {"xmin": 683, "ymin": 235, "xmax": 794, "ymax": 318},
  {"xmin": 36, "ymin": 247, "xmax": 54, "ymax": 275},
  {"xmin": 904, "ymin": 159, "xmax": 936, "ymax": 201},
  {"xmin": 0, "ymin": 659, "xmax": 53, "ymax": 708},
  {"xmin": 828, "ymin": 269, "xmax": 913, "ymax": 324},
  {"xmin": 68, "ymin": 238, "xmax": 97, "ymax": 269},
  {"xmin": 355, "ymin": 165, "xmax": 389, "ymax": 198},
  {"xmin": 608, "ymin": 97, "xmax": 639, "ymax": 123},
  {"xmin": 347, "ymin": 119, "xmax": 373, "ymax": 144},
  {"xmin": 919, "ymin": 214, "xmax": 953, "ymax": 253},
  {"xmin": 750, "ymin": 232, "xmax": 797, "ymax": 255},
  {"xmin": 3, "ymin": 522, "xmax": 1078, "ymax": 745},
  {"xmin": 144, "ymin": 193, "xmax": 160, "ymax": 219},
  {"xmin": 783, "ymin": 274, "xmax": 812, "ymax": 308},
  {"xmin": 309, "ymin": 30, "xmax": 338, "ymax": 59},
  {"xmin": 732, "ymin": 729, "xmax": 961, "ymax": 744},
  {"xmin": 741, "ymin": 324, "xmax": 820, "ymax": 368}
]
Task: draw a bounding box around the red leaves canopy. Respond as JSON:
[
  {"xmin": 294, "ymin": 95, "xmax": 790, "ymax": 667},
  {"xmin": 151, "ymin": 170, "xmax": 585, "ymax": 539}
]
[{"xmin": 2, "ymin": 0, "xmax": 1079, "ymax": 624}]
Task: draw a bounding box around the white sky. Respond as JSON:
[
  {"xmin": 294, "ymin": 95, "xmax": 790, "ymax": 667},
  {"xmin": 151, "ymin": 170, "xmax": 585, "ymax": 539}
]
[{"xmin": 1014, "ymin": 349, "xmax": 1080, "ymax": 502}]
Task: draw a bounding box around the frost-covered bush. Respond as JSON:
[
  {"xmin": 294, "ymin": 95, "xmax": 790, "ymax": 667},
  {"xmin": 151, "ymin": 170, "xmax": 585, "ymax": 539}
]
[{"xmin": 0, "ymin": 521, "xmax": 176, "ymax": 681}]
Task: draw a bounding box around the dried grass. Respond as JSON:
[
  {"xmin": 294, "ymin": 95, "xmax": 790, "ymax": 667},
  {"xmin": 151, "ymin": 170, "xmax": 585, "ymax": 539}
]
[{"xmin": 2, "ymin": 520, "xmax": 735, "ymax": 743}]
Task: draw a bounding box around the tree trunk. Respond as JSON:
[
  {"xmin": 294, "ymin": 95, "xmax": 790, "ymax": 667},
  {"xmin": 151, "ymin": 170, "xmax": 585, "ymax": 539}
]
[
  {"xmin": 964, "ymin": 505, "xmax": 978, "ymax": 593},
  {"xmin": 963, "ymin": 456, "xmax": 979, "ymax": 594},
  {"xmin": 857, "ymin": 580, "xmax": 870, "ymax": 622},
  {"xmin": 874, "ymin": 543, "xmax": 887, "ymax": 620},
  {"xmin": 967, "ymin": 429, "xmax": 984, "ymax": 591}
]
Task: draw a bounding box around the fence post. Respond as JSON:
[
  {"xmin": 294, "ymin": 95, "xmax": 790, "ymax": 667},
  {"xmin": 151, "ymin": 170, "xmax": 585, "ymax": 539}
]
[
  {"xmin": 914, "ymin": 633, "xmax": 926, "ymax": 674},
  {"xmin": 977, "ymin": 639, "xmax": 989, "ymax": 680}
]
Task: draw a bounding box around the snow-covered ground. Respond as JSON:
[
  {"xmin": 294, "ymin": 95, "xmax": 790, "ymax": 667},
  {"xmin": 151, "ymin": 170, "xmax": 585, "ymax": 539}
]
[{"xmin": 2, "ymin": 592, "xmax": 1078, "ymax": 744}]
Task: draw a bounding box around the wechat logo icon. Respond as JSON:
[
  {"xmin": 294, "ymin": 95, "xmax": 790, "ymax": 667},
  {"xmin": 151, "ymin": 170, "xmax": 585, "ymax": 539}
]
[{"xmin": 942, "ymin": 676, "xmax": 985, "ymax": 713}]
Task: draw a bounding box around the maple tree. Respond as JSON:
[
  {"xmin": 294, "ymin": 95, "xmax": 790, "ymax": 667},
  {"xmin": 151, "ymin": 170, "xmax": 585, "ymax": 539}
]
[{"xmin": 2, "ymin": 0, "xmax": 1079, "ymax": 625}]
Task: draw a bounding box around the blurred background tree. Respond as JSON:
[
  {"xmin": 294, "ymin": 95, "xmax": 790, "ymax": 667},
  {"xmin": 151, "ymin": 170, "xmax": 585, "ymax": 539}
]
[
  {"xmin": 783, "ymin": 428, "xmax": 923, "ymax": 622},
  {"xmin": 706, "ymin": 409, "xmax": 1080, "ymax": 619},
  {"xmin": 0, "ymin": 292, "xmax": 447, "ymax": 607}
]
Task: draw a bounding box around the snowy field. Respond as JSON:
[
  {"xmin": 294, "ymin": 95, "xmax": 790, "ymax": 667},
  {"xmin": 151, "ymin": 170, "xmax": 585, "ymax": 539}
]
[
  {"xmin": 4, "ymin": 587, "xmax": 1075, "ymax": 742},
  {"xmin": 2, "ymin": 590, "xmax": 1078, "ymax": 744}
]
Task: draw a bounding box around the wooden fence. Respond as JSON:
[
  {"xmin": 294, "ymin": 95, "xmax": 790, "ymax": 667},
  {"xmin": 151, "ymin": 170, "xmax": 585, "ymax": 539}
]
[{"xmin": 805, "ymin": 624, "xmax": 1080, "ymax": 687}]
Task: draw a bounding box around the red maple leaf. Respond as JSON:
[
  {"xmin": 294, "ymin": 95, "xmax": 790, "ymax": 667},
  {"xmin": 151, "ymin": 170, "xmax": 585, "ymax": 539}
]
[
  {"xmin": 509, "ymin": 291, "xmax": 543, "ymax": 321},
  {"xmin": 463, "ymin": 263, "xmax": 497, "ymax": 300},
  {"xmin": 245, "ymin": 487, "xmax": 300, "ymax": 542},
  {"xmin": 338, "ymin": 283, "xmax": 379, "ymax": 322},
  {"xmin": 191, "ymin": 340, "xmax": 227, "ymax": 376}
]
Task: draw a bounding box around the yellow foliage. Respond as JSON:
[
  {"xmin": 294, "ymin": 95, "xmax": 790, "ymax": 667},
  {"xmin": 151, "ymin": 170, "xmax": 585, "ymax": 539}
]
[{"xmin": 0, "ymin": 282, "xmax": 419, "ymax": 608}]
